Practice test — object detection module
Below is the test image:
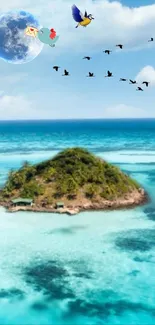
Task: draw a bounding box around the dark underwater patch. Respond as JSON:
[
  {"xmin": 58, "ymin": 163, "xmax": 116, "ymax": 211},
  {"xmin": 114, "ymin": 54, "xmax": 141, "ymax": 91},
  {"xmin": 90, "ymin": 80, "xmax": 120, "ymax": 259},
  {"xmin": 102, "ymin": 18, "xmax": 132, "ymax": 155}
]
[
  {"xmin": 0, "ymin": 288, "xmax": 25, "ymax": 300},
  {"xmin": 65, "ymin": 297, "xmax": 155, "ymax": 320},
  {"xmin": 133, "ymin": 254, "xmax": 155, "ymax": 264},
  {"xmin": 74, "ymin": 272, "xmax": 92, "ymax": 279},
  {"xmin": 144, "ymin": 207, "xmax": 155, "ymax": 214},
  {"xmin": 133, "ymin": 256, "xmax": 144, "ymax": 262},
  {"xmin": 146, "ymin": 214, "xmax": 155, "ymax": 222},
  {"xmin": 144, "ymin": 206, "xmax": 155, "ymax": 221},
  {"xmin": 115, "ymin": 237, "xmax": 151, "ymax": 252},
  {"xmin": 128, "ymin": 270, "xmax": 140, "ymax": 276},
  {"xmin": 68, "ymin": 259, "xmax": 93, "ymax": 280},
  {"xmin": 64, "ymin": 290, "xmax": 118, "ymax": 319},
  {"xmin": 31, "ymin": 301, "xmax": 48, "ymax": 311},
  {"xmin": 147, "ymin": 215, "xmax": 155, "ymax": 221},
  {"xmin": 47, "ymin": 225, "xmax": 87, "ymax": 235},
  {"xmin": 24, "ymin": 260, "xmax": 75, "ymax": 300},
  {"xmin": 145, "ymin": 169, "xmax": 155, "ymax": 182},
  {"xmin": 115, "ymin": 228, "xmax": 155, "ymax": 253}
]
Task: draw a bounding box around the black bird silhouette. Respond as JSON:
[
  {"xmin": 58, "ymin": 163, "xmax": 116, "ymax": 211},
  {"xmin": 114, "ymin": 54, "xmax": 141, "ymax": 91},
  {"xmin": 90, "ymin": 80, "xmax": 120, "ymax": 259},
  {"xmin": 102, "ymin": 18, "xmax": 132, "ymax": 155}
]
[
  {"xmin": 116, "ymin": 44, "xmax": 123, "ymax": 49},
  {"xmin": 87, "ymin": 72, "xmax": 95, "ymax": 77},
  {"xmin": 142, "ymin": 81, "xmax": 150, "ymax": 87},
  {"xmin": 53, "ymin": 66, "xmax": 60, "ymax": 71},
  {"xmin": 148, "ymin": 37, "xmax": 153, "ymax": 42},
  {"xmin": 83, "ymin": 56, "xmax": 91, "ymax": 60},
  {"xmin": 62, "ymin": 69, "xmax": 70, "ymax": 76},
  {"xmin": 105, "ymin": 70, "xmax": 113, "ymax": 77},
  {"xmin": 136, "ymin": 87, "xmax": 143, "ymax": 91},
  {"xmin": 120, "ymin": 78, "xmax": 127, "ymax": 81},
  {"xmin": 129, "ymin": 79, "xmax": 137, "ymax": 84},
  {"xmin": 103, "ymin": 50, "xmax": 112, "ymax": 55}
]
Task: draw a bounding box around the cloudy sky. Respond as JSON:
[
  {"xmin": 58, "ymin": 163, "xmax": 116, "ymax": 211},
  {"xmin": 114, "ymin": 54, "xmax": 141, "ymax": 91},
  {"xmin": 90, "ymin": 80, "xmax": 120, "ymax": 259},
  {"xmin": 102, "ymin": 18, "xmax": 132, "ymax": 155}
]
[{"xmin": 0, "ymin": 0, "xmax": 155, "ymax": 119}]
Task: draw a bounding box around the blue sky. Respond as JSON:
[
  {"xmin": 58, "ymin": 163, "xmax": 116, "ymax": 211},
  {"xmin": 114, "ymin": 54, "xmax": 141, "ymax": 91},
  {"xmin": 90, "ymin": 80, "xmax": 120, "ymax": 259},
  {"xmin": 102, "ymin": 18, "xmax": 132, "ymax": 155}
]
[
  {"xmin": 118, "ymin": 0, "xmax": 155, "ymax": 6},
  {"xmin": 0, "ymin": 0, "xmax": 155, "ymax": 119}
]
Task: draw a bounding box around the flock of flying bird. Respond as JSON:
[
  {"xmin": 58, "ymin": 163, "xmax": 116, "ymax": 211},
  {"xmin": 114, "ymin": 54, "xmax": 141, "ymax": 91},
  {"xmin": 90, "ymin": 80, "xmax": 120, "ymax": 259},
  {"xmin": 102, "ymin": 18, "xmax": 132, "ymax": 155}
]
[{"xmin": 52, "ymin": 37, "xmax": 154, "ymax": 92}]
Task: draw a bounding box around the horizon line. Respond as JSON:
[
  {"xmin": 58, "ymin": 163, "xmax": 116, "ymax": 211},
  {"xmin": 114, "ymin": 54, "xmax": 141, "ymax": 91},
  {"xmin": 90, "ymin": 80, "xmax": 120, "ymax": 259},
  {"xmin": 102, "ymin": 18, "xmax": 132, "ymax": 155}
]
[{"xmin": 0, "ymin": 117, "xmax": 155, "ymax": 122}]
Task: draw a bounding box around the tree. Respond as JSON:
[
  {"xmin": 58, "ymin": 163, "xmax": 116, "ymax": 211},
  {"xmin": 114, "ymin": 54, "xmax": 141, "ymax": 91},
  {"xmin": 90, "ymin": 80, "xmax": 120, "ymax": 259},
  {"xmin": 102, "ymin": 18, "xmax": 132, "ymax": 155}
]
[
  {"xmin": 66, "ymin": 177, "xmax": 78, "ymax": 199},
  {"xmin": 21, "ymin": 160, "xmax": 30, "ymax": 168},
  {"xmin": 55, "ymin": 180, "xmax": 68, "ymax": 197},
  {"xmin": 85, "ymin": 184, "xmax": 99, "ymax": 198},
  {"xmin": 43, "ymin": 167, "xmax": 56, "ymax": 182},
  {"xmin": 7, "ymin": 171, "xmax": 26, "ymax": 189},
  {"xmin": 21, "ymin": 181, "xmax": 44, "ymax": 198}
]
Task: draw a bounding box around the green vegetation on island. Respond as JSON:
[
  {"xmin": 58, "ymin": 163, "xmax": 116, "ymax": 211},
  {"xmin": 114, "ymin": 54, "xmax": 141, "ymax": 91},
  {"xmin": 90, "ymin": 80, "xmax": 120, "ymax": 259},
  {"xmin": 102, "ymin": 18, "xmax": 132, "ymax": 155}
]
[{"xmin": 0, "ymin": 148, "xmax": 142, "ymax": 208}]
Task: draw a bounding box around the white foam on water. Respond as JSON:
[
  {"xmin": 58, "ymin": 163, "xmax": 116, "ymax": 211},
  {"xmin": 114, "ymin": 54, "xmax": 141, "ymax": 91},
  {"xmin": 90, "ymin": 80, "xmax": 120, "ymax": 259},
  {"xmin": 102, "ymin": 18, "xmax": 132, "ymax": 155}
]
[
  {"xmin": 97, "ymin": 151, "xmax": 155, "ymax": 164},
  {"xmin": 119, "ymin": 164, "xmax": 155, "ymax": 172},
  {"xmin": 2, "ymin": 149, "xmax": 155, "ymax": 166},
  {"xmin": 0, "ymin": 151, "xmax": 58, "ymax": 163}
]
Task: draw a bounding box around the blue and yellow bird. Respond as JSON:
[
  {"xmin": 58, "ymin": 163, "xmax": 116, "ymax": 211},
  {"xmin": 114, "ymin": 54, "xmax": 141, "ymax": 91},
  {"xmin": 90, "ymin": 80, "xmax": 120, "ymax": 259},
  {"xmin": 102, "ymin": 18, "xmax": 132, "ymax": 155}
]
[{"xmin": 71, "ymin": 4, "xmax": 94, "ymax": 28}]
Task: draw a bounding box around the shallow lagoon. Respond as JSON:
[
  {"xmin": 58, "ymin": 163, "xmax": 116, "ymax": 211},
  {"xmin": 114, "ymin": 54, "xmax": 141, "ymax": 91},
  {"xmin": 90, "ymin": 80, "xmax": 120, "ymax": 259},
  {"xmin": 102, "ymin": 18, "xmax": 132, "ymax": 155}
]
[
  {"xmin": 0, "ymin": 206, "xmax": 155, "ymax": 325},
  {"xmin": 0, "ymin": 119, "xmax": 155, "ymax": 324}
]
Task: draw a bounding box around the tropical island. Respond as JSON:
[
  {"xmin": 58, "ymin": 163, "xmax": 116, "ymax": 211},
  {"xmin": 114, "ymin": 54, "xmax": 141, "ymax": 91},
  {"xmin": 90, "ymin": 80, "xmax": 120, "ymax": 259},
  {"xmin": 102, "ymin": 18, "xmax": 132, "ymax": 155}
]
[{"xmin": 0, "ymin": 148, "xmax": 147, "ymax": 214}]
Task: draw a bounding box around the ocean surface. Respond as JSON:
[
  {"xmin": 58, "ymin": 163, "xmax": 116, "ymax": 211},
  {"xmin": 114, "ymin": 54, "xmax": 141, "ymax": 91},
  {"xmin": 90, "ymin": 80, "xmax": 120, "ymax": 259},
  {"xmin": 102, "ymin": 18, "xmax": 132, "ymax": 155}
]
[{"xmin": 0, "ymin": 119, "xmax": 155, "ymax": 325}]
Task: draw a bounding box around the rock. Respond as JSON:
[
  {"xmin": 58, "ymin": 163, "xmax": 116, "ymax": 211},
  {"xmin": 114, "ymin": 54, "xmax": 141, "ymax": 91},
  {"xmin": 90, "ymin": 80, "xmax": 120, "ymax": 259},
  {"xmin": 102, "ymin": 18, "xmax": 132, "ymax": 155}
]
[{"xmin": 66, "ymin": 208, "xmax": 79, "ymax": 215}]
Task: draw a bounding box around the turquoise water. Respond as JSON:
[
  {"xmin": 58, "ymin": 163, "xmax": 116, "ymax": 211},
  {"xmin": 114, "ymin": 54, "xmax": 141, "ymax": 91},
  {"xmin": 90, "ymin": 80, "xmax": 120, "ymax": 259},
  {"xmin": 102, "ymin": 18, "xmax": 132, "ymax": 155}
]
[{"xmin": 0, "ymin": 119, "xmax": 155, "ymax": 324}]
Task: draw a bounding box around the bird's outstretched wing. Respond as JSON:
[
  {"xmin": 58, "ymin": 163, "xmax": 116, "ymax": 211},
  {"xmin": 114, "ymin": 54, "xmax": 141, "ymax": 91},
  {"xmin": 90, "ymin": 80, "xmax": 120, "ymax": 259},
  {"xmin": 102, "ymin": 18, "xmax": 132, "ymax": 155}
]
[
  {"xmin": 71, "ymin": 4, "xmax": 84, "ymax": 22},
  {"xmin": 52, "ymin": 35, "xmax": 59, "ymax": 42},
  {"xmin": 84, "ymin": 11, "xmax": 87, "ymax": 17}
]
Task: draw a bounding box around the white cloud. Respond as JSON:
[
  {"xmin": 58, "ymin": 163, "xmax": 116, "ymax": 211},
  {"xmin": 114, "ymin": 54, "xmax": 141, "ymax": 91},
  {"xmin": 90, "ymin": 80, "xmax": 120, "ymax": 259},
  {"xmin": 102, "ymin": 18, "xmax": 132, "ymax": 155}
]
[
  {"xmin": 0, "ymin": 91, "xmax": 5, "ymax": 97},
  {"xmin": 136, "ymin": 65, "xmax": 155, "ymax": 86},
  {"xmin": 0, "ymin": 95, "xmax": 35, "ymax": 119},
  {"xmin": 1, "ymin": 0, "xmax": 155, "ymax": 53},
  {"xmin": 102, "ymin": 104, "xmax": 151, "ymax": 118},
  {"xmin": 0, "ymin": 95, "xmax": 152, "ymax": 119},
  {"xmin": 0, "ymin": 73, "xmax": 28, "ymax": 85}
]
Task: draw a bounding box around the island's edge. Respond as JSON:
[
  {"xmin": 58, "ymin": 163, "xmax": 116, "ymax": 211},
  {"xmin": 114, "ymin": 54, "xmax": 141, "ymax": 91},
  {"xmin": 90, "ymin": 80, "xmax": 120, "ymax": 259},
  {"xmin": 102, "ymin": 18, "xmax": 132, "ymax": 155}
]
[{"xmin": 0, "ymin": 188, "xmax": 149, "ymax": 215}]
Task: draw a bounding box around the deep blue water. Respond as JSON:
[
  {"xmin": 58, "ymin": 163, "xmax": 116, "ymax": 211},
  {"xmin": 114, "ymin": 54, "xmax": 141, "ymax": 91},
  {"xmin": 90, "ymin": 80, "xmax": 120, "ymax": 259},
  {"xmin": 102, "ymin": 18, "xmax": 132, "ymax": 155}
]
[
  {"xmin": 0, "ymin": 118, "xmax": 155, "ymax": 155},
  {"xmin": 0, "ymin": 119, "xmax": 155, "ymax": 325}
]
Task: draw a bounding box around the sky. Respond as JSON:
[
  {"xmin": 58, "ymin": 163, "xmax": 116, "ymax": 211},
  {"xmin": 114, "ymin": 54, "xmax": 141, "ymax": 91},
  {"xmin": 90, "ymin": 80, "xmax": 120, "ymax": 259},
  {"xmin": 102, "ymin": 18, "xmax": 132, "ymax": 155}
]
[{"xmin": 0, "ymin": 0, "xmax": 155, "ymax": 119}]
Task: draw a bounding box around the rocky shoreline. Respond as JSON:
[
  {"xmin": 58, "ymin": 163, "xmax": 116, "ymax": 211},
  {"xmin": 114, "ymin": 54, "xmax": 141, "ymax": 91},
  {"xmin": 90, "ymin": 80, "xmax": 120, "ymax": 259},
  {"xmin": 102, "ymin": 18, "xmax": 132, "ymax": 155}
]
[{"xmin": 0, "ymin": 188, "xmax": 148, "ymax": 215}]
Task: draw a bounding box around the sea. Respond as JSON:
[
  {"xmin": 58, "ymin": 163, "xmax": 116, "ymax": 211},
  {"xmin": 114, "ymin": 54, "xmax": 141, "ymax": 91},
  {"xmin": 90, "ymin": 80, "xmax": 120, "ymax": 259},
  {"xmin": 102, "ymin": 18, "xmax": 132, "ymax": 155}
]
[{"xmin": 0, "ymin": 119, "xmax": 155, "ymax": 325}]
